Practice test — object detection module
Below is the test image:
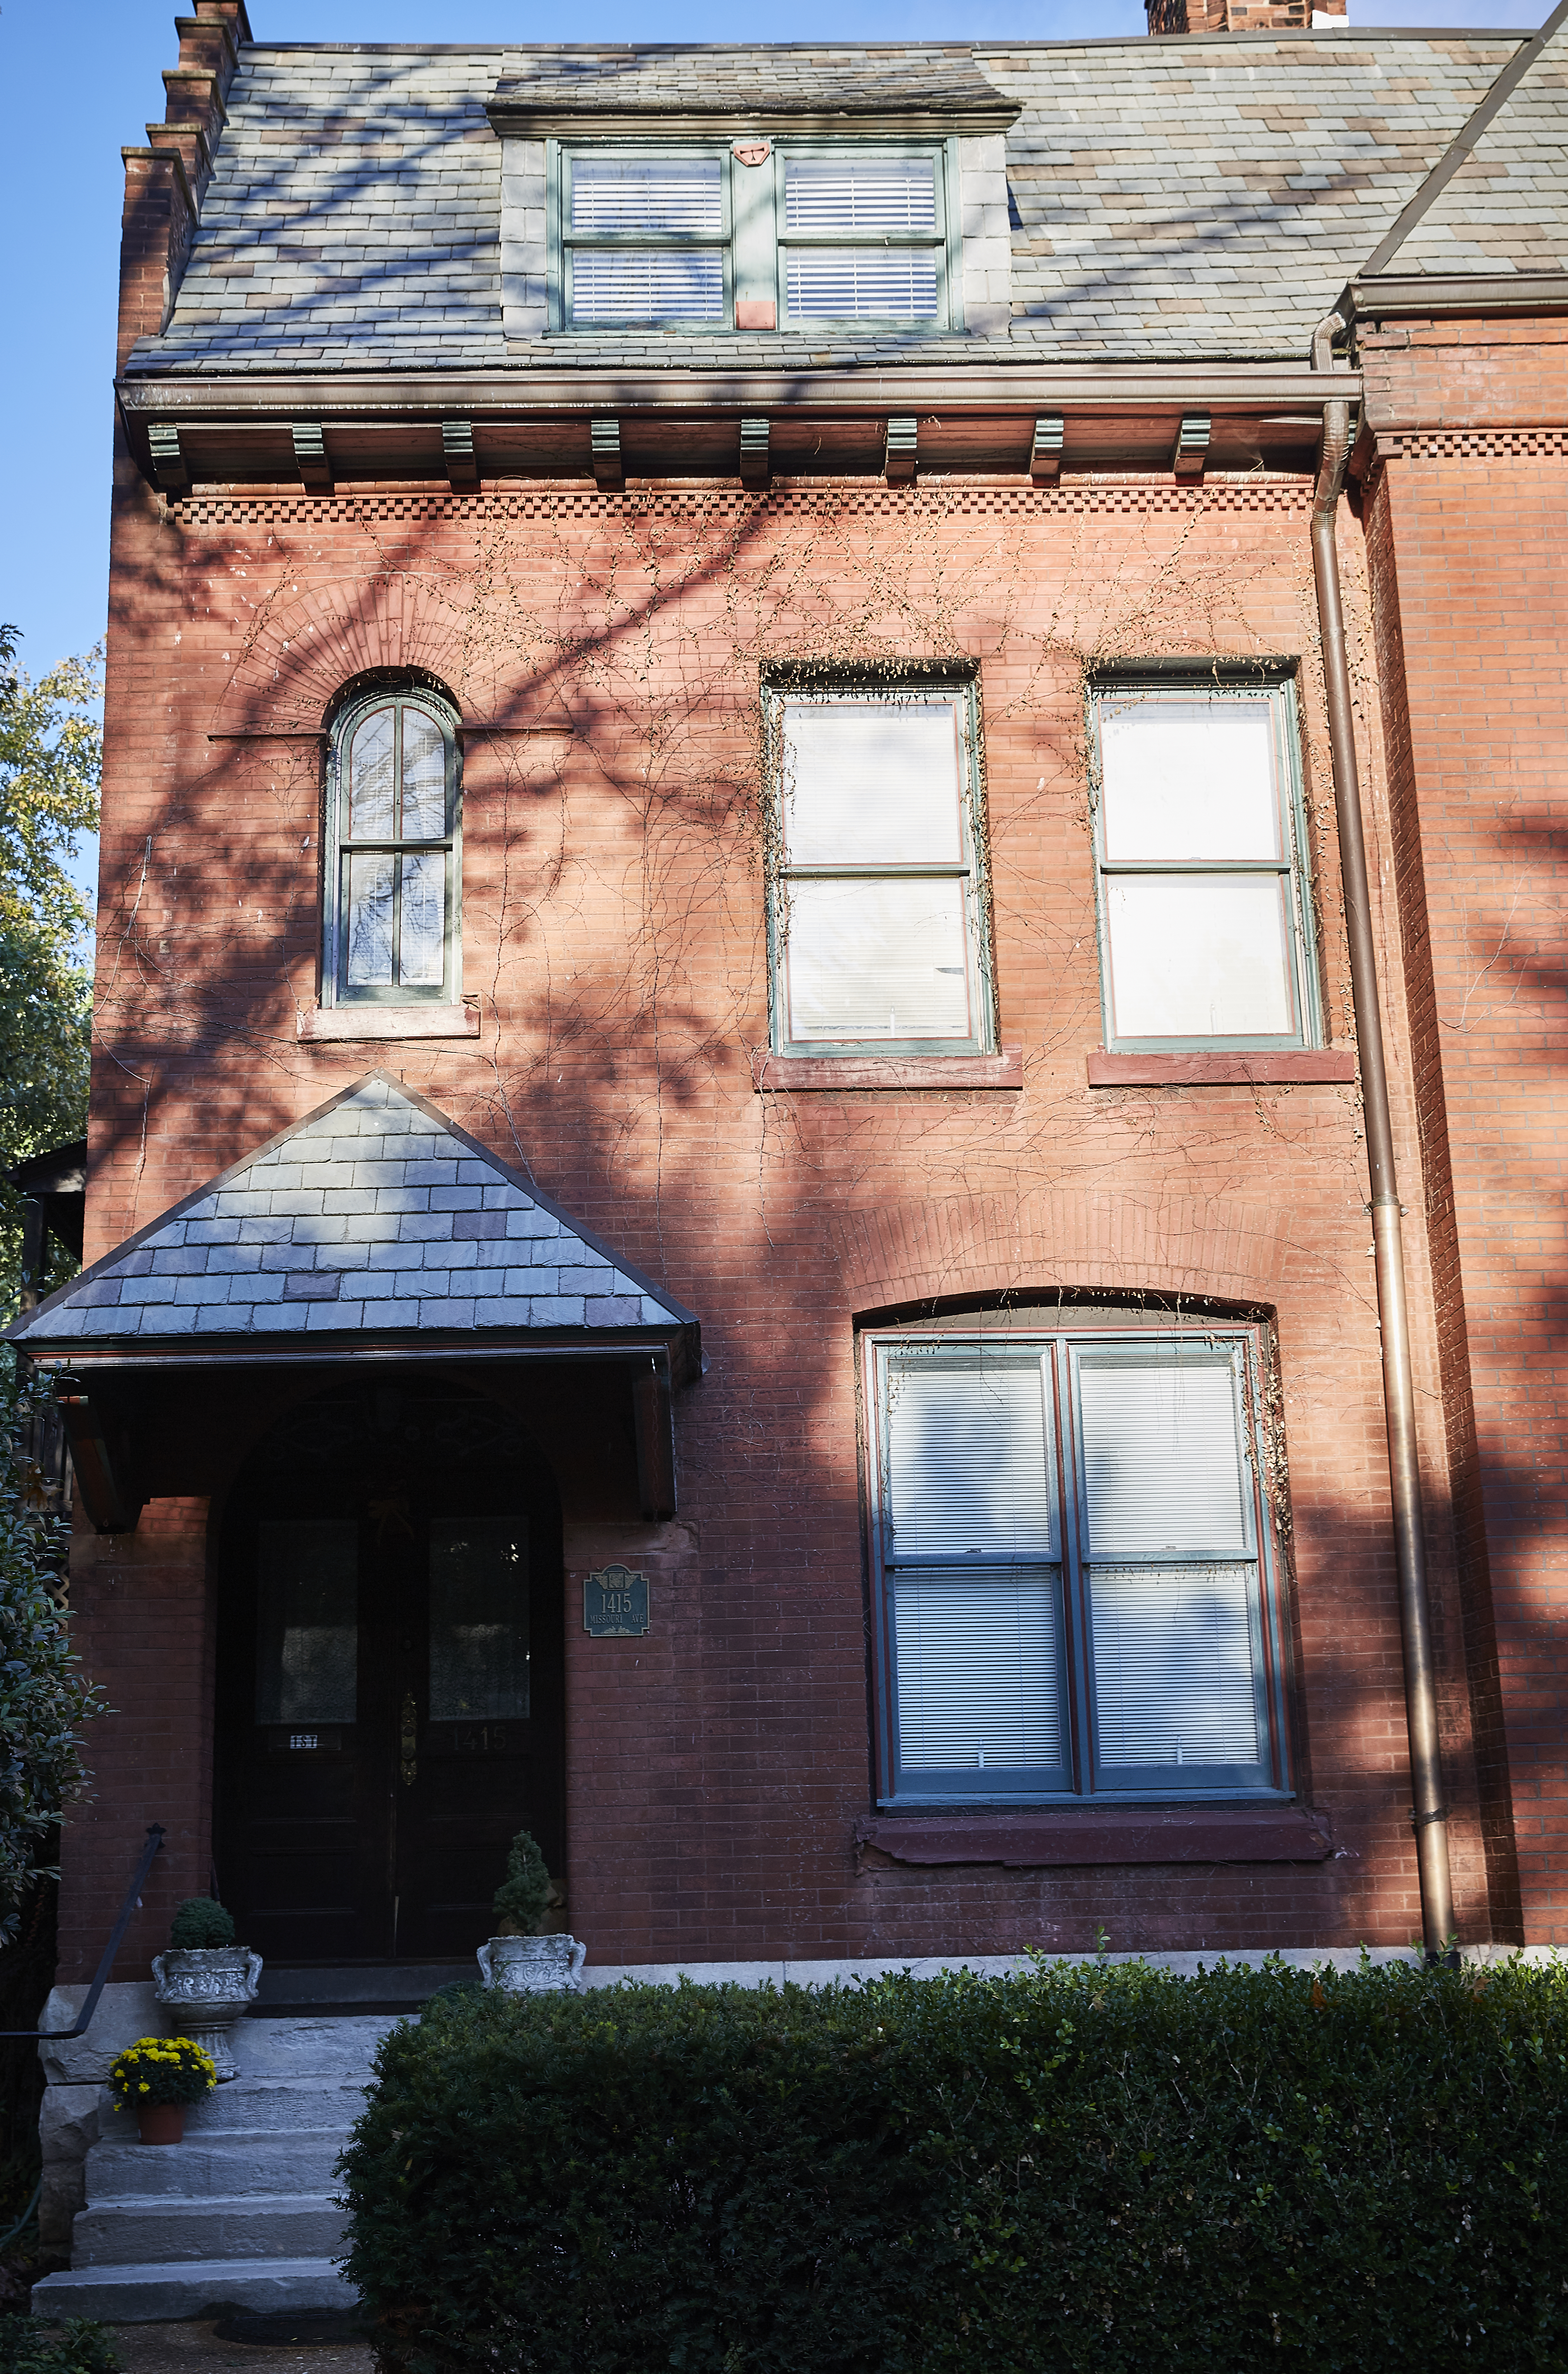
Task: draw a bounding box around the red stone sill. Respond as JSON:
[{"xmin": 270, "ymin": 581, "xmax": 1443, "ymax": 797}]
[
  {"xmin": 856, "ymin": 1807, "xmax": 1333, "ymax": 1868},
  {"xmin": 1087, "ymin": 1050, "xmax": 1356, "ymax": 1088},
  {"xmin": 299, "ymin": 1004, "xmax": 481, "ymax": 1043},
  {"xmin": 754, "ymin": 1046, "xmax": 1023, "ymax": 1092}
]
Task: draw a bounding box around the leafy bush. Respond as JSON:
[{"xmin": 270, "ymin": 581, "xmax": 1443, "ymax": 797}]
[
  {"xmin": 340, "ymin": 1955, "xmax": 1568, "ymax": 2374},
  {"xmin": 168, "ymin": 1897, "xmax": 236, "ymax": 1950},
  {"xmin": 0, "ymin": 2317, "xmax": 116, "ymax": 2374},
  {"xmin": 491, "ymin": 1830, "xmax": 551, "ymax": 1937},
  {"xmin": 108, "ymin": 2037, "xmax": 216, "ymax": 2112}
]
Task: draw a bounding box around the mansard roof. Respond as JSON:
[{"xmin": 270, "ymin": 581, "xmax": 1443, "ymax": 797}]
[
  {"xmin": 4, "ymin": 1074, "xmax": 698, "ymax": 1368},
  {"xmin": 122, "ymin": 28, "xmax": 1558, "ymax": 380}
]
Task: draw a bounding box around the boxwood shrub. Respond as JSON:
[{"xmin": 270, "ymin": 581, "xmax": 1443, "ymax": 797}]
[{"xmin": 339, "ymin": 1955, "xmax": 1568, "ymax": 2374}]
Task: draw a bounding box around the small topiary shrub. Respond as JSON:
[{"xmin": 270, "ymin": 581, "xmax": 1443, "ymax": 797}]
[
  {"xmin": 340, "ymin": 1955, "xmax": 1568, "ymax": 2374},
  {"xmin": 0, "ymin": 2317, "xmax": 117, "ymax": 2374},
  {"xmin": 168, "ymin": 1897, "xmax": 235, "ymax": 1950},
  {"xmin": 490, "ymin": 1831, "xmax": 551, "ymax": 1937}
]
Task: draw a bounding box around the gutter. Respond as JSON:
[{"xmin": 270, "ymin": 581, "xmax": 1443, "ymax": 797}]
[{"xmin": 1309, "ymin": 312, "xmax": 1455, "ymax": 1963}]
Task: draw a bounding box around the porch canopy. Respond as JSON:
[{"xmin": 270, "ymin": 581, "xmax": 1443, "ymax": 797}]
[{"xmin": 2, "ymin": 1073, "xmax": 701, "ymax": 1527}]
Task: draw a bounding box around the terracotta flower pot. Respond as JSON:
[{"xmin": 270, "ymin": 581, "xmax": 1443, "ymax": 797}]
[{"xmin": 137, "ymin": 2102, "xmax": 186, "ymax": 2146}]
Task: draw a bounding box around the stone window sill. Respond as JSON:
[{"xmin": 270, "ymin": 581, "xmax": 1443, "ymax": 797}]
[
  {"xmin": 298, "ymin": 1004, "xmax": 481, "ymax": 1043},
  {"xmin": 855, "ymin": 1807, "xmax": 1333, "ymax": 1867},
  {"xmin": 1087, "ymin": 1050, "xmax": 1356, "ymax": 1088},
  {"xmin": 753, "ymin": 1046, "xmax": 1023, "ymax": 1092}
]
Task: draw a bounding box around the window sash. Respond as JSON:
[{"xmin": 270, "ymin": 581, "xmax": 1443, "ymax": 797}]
[
  {"xmin": 327, "ymin": 695, "xmax": 458, "ymax": 1005},
  {"xmin": 775, "ymin": 145, "xmax": 949, "ymax": 327},
  {"xmin": 1090, "ymin": 682, "xmax": 1318, "ymax": 1052},
  {"xmin": 767, "ymin": 684, "xmax": 993, "ymax": 1058},
  {"xmin": 868, "ymin": 1330, "xmax": 1285, "ymax": 1805},
  {"xmin": 561, "ymin": 148, "xmax": 734, "ymax": 328}
]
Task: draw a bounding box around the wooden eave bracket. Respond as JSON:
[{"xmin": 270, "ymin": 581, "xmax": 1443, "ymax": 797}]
[
  {"xmin": 55, "ymin": 1392, "xmax": 139, "ymax": 1535},
  {"xmin": 292, "ymin": 421, "xmax": 333, "ymax": 493},
  {"xmin": 148, "ymin": 422, "xmax": 189, "ymax": 494},
  {"xmin": 739, "ymin": 416, "xmax": 770, "ymax": 488},
  {"xmin": 885, "ymin": 415, "xmax": 918, "ymax": 484},
  {"xmin": 590, "ymin": 417, "xmax": 623, "ymax": 491},
  {"xmin": 631, "ymin": 1355, "xmax": 677, "ymax": 1521},
  {"xmin": 1030, "ymin": 413, "xmax": 1064, "ymax": 483},
  {"xmin": 442, "ymin": 419, "xmax": 478, "ymax": 489},
  {"xmin": 1172, "ymin": 411, "xmax": 1210, "ymax": 479}
]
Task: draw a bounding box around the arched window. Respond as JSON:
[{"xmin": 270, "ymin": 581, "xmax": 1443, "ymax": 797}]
[{"xmin": 325, "ymin": 689, "xmax": 461, "ymax": 1003}]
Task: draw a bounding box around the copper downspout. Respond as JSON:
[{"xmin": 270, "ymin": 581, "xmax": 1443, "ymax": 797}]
[{"xmin": 1310, "ymin": 313, "xmax": 1455, "ymax": 1961}]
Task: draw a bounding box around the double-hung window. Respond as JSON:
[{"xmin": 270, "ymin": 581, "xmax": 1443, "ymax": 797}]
[
  {"xmin": 1089, "ymin": 672, "xmax": 1319, "ymax": 1050},
  {"xmin": 864, "ymin": 1326, "xmax": 1288, "ymax": 1804},
  {"xmin": 765, "ymin": 679, "xmax": 995, "ymax": 1058},
  {"xmin": 325, "ymin": 691, "xmax": 460, "ymax": 1004},
  {"xmin": 557, "ymin": 144, "xmax": 953, "ymax": 330}
]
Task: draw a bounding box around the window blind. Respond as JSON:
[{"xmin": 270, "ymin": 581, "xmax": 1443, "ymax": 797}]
[
  {"xmin": 784, "ymin": 878, "xmax": 971, "ymax": 1041},
  {"xmin": 571, "ymin": 251, "xmax": 725, "ymax": 322},
  {"xmin": 784, "ymin": 158, "xmax": 937, "ymax": 234},
  {"xmin": 349, "ymin": 710, "xmax": 394, "ymax": 838},
  {"xmin": 571, "ymin": 157, "xmax": 723, "ymax": 236},
  {"xmin": 781, "ymin": 701, "xmax": 964, "ymax": 866},
  {"xmin": 887, "ymin": 1358, "xmax": 1057, "ymax": 1559},
  {"xmin": 401, "ymin": 711, "xmax": 447, "ymax": 838},
  {"xmin": 785, "ymin": 251, "xmax": 939, "ymax": 322},
  {"xmin": 1105, "ymin": 873, "xmax": 1295, "ymax": 1040},
  {"xmin": 894, "ymin": 1572, "xmax": 1064, "ymax": 1770},
  {"xmin": 1090, "ymin": 1563, "xmax": 1262, "ymax": 1767},
  {"xmin": 1077, "ymin": 1354, "xmax": 1251, "ymax": 1558},
  {"xmin": 1099, "ymin": 700, "xmax": 1281, "ymax": 861}
]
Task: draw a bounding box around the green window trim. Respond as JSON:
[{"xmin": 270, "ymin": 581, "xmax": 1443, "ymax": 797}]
[
  {"xmin": 763, "ymin": 674, "xmax": 998, "ymax": 1061},
  {"xmin": 862, "ymin": 1322, "xmax": 1293, "ymax": 1808},
  {"xmin": 323, "ymin": 689, "xmax": 462, "ymax": 1006},
  {"xmin": 549, "ymin": 137, "xmax": 958, "ymax": 335},
  {"xmin": 1087, "ymin": 667, "xmax": 1323, "ymax": 1055}
]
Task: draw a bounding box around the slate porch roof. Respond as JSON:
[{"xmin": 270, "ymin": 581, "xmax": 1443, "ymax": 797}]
[
  {"xmin": 123, "ymin": 25, "xmax": 1567, "ymax": 380},
  {"xmin": 2, "ymin": 1075, "xmax": 698, "ymax": 1364}
]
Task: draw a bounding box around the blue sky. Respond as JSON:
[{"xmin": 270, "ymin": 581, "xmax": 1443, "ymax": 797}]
[{"xmin": 0, "ymin": 0, "xmax": 1547, "ymax": 689}]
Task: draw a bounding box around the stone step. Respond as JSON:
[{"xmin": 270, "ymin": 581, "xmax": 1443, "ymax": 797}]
[
  {"xmin": 179, "ymin": 2075, "xmax": 372, "ymax": 2136},
  {"xmin": 32, "ymin": 2256, "xmax": 357, "ymax": 2325},
  {"xmin": 87, "ymin": 2130, "xmax": 348, "ymax": 2201},
  {"xmin": 71, "ymin": 2193, "xmax": 345, "ymax": 2267}
]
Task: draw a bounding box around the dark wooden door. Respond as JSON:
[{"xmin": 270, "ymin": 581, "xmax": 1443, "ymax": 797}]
[{"xmin": 216, "ymin": 1386, "xmax": 564, "ymax": 1965}]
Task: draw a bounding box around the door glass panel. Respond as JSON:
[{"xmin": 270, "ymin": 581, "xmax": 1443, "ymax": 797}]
[
  {"xmin": 255, "ymin": 1521, "xmax": 358, "ymax": 1724},
  {"xmin": 428, "ymin": 1521, "xmax": 530, "ymax": 1720}
]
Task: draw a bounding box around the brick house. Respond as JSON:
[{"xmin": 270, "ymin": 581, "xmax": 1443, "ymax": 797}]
[{"xmin": 9, "ymin": 0, "xmax": 1568, "ymax": 2118}]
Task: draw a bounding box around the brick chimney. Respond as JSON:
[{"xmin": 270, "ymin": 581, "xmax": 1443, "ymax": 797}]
[
  {"xmin": 1147, "ymin": 0, "xmax": 1347, "ymax": 27},
  {"xmin": 118, "ymin": 0, "xmax": 252, "ymax": 369}
]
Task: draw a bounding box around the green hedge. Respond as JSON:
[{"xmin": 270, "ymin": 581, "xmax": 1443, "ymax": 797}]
[{"xmin": 340, "ymin": 1956, "xmax": 1568, "ymax": 2374}]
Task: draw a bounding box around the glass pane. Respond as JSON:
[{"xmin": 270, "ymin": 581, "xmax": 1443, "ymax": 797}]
[
  {"xmin": 255, "ymin": 1521, "xmax": 357, "ymax": 1725},
  {"xmin": 571, "ymin": 250, "xmax": 725, "ymax": 321},
  {"xmin": 1090, "ymin": 1564, "xmax": 1261, "ymax": 1767},
  {"xmin": 348, "ymin": 708, "xmax": 395, "ymax": 839},
  {"xmin": 785, "ymin": 249, "xmax": 938, "ymax": 320},
  {"xmin": 784, "ymin": 877, "xmax": 971, "ymax": 1042},
  {"xmin": 1077, "ymin": 1354, "xmax": 1250, "ymax": 1558},
  {"xmin": 784, "ymin": 158, "xmax": 937, "ymax": 234},
  {"xmin": 398, "ymin": 853, "xmax": 446, "ymax": 988},
  {"xmin": 346, "ymin": 854, "xmax": 395, "ymax": 986},
  {"xmin": 572, "ymin": 156, "xmax": 723, "ymax": 235},
  {"xmin": 1105, "ymin": 873, "xmax": 1294, "ymax": 1039},
  {"xmin": 1100, "ymin": 699, "xmax": 1281, "ymax": 861},
  {"xmin": 894, "ymin": 1571, "xmax": 1063, "ymax": 1770},
  {"xmin": 428, "ymin": 1521, "xmax": 529, "ymax": 1721},
  {"xmin": 887, "ymin": 1357, "xmax": 1057, "ymax": 1559},
  {"xmin": 782, "ymin": 701, "xmax": 964, "ymax": 866},
  {"xmin": 401, "ymin": 710, "xmax": 447, "ymax": 839}
]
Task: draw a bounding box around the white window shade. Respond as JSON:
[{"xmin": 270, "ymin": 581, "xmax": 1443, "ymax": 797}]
[
  {"xmin": 1105, "ymin": 873, "xmax": 1296, "ymax": 1040},
  {"xmin": 571, "ymin": 157, "xmax": 723, "ymax": 235},
  {"xmin": 781, "ymin": 701, "xmax": 965, "ymax": 866},
  {"xmin": 784, "ymin": 157, "xmax": 937, "ymax": 233},
  {"xmin": 1077, "ymin": 1355, "xmax": 1251, "ymax": 1558},
  {"xmin": 894, "ymin": 1572, "xmax": 1064, "ymax": 1770},
  {"xmin": 784, "ymin": 877, "xmax": 971, "ymax": 1041},
  {"xmin": 1090, "ymin": 1564, "xmax": 1262, "ymax": 1767},
  {"xmin": 1099, "ymin": 700, "xmax": 1281, "ymax": 861},
  {"xmin": 887, "ymin": 1358, "xmax": 1057, "ymax": 1559}
]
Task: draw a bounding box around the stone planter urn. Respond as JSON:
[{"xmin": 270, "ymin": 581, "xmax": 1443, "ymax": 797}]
[
  {"xmin": 477, "ymin": 1935, "xmax": 587, "ymax": 1995},
  {"xmin": 152, "ymin": 1947, "xmax": 264, "ymax": 2080}
]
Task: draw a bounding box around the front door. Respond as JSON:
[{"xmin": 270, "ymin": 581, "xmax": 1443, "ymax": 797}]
[{"xmin": 216, "ymin": 1384, "xmax": 565, "ymax": 1963}]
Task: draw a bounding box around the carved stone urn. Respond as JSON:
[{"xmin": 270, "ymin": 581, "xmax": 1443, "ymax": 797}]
[
  {"xmin": 151, "ymin": 1947, "xmax": 264, "ymax": 2080},
  {"xmin": 477, "ymin": 1935, "xmax": 586, "ymax": 1995}
]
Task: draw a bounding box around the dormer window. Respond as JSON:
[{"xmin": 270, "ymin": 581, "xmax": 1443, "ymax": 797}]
[{"xmin": 555, "ymin": 142, "xmax": 953, "ymax": 332}]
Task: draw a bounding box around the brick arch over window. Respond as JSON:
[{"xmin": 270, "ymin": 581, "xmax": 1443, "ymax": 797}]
[{"xmin": 210, "ymin": 575, "xmax": 496, "ymax": 737}]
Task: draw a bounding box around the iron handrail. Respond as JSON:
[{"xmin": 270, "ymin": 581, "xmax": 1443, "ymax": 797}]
[{"xmin": 0, "ymin": 1823, "xmax": 165, "ymax": 2041}]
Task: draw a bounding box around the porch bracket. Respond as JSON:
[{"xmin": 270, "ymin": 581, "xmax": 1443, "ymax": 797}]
[
  {"xmin": 632, "ymin": 1353, "xmax": 677, "ymax": 1521},
  {"xmin": 55, "ymin": 1387, "xmax": 139, "ymax": 1534}
]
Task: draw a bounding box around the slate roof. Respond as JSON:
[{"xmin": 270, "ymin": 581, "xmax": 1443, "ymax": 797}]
[
  {"xmin": 122, "ymin": 27, "xmax": 1566, "ymax": 378},
  {"xmin": 486, "ymin": 50, "xmax": 1016, "ymax": 123},
  {"xmin": 4, "ymin": 1075, "xmax": 696, "ymax": 1355},
  {"xmin": 1376, "ymin": 17, "xmax": 1568, "ymax": 276}
]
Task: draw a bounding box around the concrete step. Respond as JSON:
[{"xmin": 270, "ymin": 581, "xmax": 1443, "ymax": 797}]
[
  {"xmin": 71, "ymin": 2193, "xmax": 345, "ymax": 2267},
  {"xmin": 87, "ymin": 2131, "xmax": 348, "ymax": 2201},
  {"xmin": 33, "ymin": 2256, "xmax": 357, "ymax": 2324}
]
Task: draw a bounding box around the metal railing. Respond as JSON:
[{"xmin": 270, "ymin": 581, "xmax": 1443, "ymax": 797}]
[{"xmin": 0, "ymin": 1824, "xmax": 165, "ymax": 2041}]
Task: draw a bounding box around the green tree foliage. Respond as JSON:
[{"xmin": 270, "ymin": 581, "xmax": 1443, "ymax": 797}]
[
  {"xmin": 0, "ymin": 1371, "xmax": 105, "ymax": 1946},
  {"xmin": 0, "ymin": 625, "xmax": 100, "ymax": 1321}
]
